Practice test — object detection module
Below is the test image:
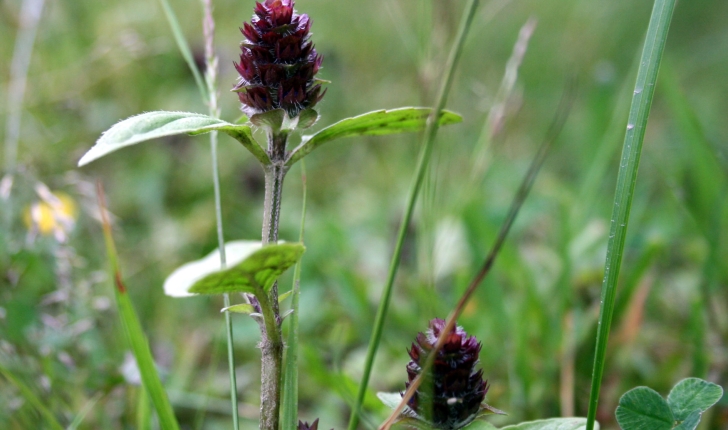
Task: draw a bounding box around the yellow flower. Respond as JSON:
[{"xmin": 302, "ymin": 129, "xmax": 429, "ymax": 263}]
[{"xmin": 23, "ymin": 191, "xmax": 78, "ymax": 241}]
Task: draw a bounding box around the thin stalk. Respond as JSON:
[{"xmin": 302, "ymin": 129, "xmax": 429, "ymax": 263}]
[
  {"xmin": 346, "ymin": 2, "xmax": 480, "ymax": 430},
  {"xmin": 585, "ymin": 1, "xmax": 676, "ymax": 429},
  {"xmin": 282, "ymin": 159, "xmax": 308, "ymax": 430},
  {"xmin": 202, "ymin": 1, "xmax": 240, "ymax": 427}
]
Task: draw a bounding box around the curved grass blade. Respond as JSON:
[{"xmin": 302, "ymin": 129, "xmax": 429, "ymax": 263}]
[
  {"xmin": 346, "ymin": 3, "xmax": 479, "ymax": 430},
  {"xmin": 286, "ymin": 108, "xmax": 462, "ymax": 166},
  {"xmin": 0, "ymin": 364, "xmax": 65, "ymax": 430},
  {"xmin": 585, "ymin": 1, "xmax": 677, "ymax": 429},
  {"xmin": 281, "ymin": 159, "xmax": 308, "ymax": 430},
  {"xmin": 97, "ymin": 182, "xmax": 181, "ymax": 430},
  {"xmin": 157, "ymin": 0, "xmax": 208, "ymax": 103},
  {"xmin": 78, "ymin": 111, "xmax": 267, "ymax": 166}
]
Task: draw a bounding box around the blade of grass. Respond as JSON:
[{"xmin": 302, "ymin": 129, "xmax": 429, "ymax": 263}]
[
  {"xmin": 97, "ymin": 182, "xmax": 181, "ymax": 430},
  {"xmin": 380, "ymin": 82, "xmax": 575, "ymax": 430},
  {"xmin": 137, "ymin": 387, "xmax": 152, "ymax": 430},
  {"xmin": 346, "ymin": 2, "xmax": 480, "ymax": 429},
  {"xmin": 157, "ymin": 0, "xmax": 208, "ymax": 103},
  {"xmin": 68, "ymin": 392, "xmax": 104, "ymax": 430},
  {"xmin": 585, "ymin": 1, "xmax": 677, "ymax": 429},
  {"xmin": 281, "ymin": 159, "xmax": 308, "ymax": 430},
  {"xmin": 0, "ymin": 364, "xmax": 65, "ymax": 430},
  {"xmin": 201, "ymin": 1, "xmax": 240, "ymax": 427}
]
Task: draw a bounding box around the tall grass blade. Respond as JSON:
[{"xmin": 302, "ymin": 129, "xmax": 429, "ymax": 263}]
[
  {"xmin": 281, "ymin": 159, "xmax": 308, "ymax": 430},
  {"xmin": 97, "ymin": 182, "xmax": 181, "ymax": 430},
  {"xmin": 0, "ymin": 364, "xmax": 65, "ymax": 430},
  {"xmin": 201, "ymin": 0, "xmax": 241, "ymax": 426},
  {"xmin": 346, "ymin": 2, "xmax": 480, "ymax": 430},
  {"xmin": 157, "ymin": 0, "xmax": 208, "ymax": 103},
  {"xmin": 585, "ymin": 1, "xmax": 677, "ymax": 429}
]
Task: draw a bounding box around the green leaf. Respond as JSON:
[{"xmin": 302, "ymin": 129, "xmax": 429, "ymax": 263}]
[
  {"xmin": 164, "ymin": 241, "xmax": 263, "ymax": 297},
  {"xmin": 500, "ymin": 418, "xmax": 597, "ymax": 430},
  {"xmin": 188, "ymin": 243, "xmax": 305, "ymax": 295},
  {"xmin": 250, "ymin": 108, "xmax": 286, "ymax": 133},
  {"xmin": 297, "ymin": 108, "xmax": 320, "ymax": 129},
  {"xmin": 667, "ymin": 378, "xmax": 723, "ymax": 421},
  {"xmin": 461, "ymin": 419, "xmax": 498, "ymax": 430},
  {"xmin": 672, "ymin": 411, "xmax": 701, "ymax": 430},
  {"xmin": 615, "ymin": 387, "xmax": 673, "ymax": 430},
  {"xmin": 78, "ymin": 111, "xmax": 269, "ymax": 167},
  {"xmin": 221, "ymin": 303, "xmax": 255, "ymax": 314},
  {"xmin": 377, "ymin": 392, "xmax": 405, "ymax": 410},
  {"xmin": 286, "ymin": 107, "xmax": 463, "ymax": 166}
]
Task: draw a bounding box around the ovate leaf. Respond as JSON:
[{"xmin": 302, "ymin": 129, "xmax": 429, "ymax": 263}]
[
  {"xmin": 615, "ymin": 387, "xmax": 673, "ymax": 430},
  {"xmin": 164, "ymin": 241, "xmax": 262, "ymax": 297},
  {"xmin": 188, "ymin": 243, "xmax": 305, "ymax": 295},
  {"xmin": 78, "ymin": 111, "xmax": 269, "ymax": 166},
  {"xmin": 286, "ymin": 107, "xmax": 463, "ymax": 165},
  {"xmin": 500, "ymin": 418, "xmax": 597, "ymax": 430},
  {"xmin": 672, "ymin": 411, "xmax": 701, "ymax": 430},
  {"xmin": 666, "ymin": 378, "xmax": 723, "ymax": 422}
]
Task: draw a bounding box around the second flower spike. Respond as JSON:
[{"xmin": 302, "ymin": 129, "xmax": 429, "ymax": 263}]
[
  {"xmin": 404, "ymin": 318, "xmax": 490, "ymax": 430},
  {"xmin": 234, "ymin": 0, "xmax": 325, "ymax": 119}
]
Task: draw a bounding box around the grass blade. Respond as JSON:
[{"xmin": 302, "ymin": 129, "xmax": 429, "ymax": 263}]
[
  {"xmin": 97, "ymin": 182, "xmax": 181, "ymax": 430},
  {"xmin": 281, "ymin": 159, "xmax": 308, "ymax": 430},
  {"xmin": 346, "ymin": 2, "xmax": 480, "ymax": 430},
  {"xmin": 0, "ymin": 364, "xmax": 65, "ymax": 430},
  {"xmin": 157, "ymin": 0, "xmax": 208, "ymax": 103},
  {"xmin": 585, "ymin": 1, "xmax": 677, "ymax": 429}
]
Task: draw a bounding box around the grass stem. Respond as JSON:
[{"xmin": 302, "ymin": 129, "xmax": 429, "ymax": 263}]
[{"xmin": 585, "ymin": 1, "xmax": 676, "ymax": 428}]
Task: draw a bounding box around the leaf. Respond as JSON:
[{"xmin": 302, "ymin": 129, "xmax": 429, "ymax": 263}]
[
  {"xmin": 250, "ymin": 108, "xmax": 285, "ymax": 133},
  {"xmin": 297, "ymin": 108, "xmax": 320, "ymax": 129},
  {"xmin": 164, "ymin": 241, "xmax": 263, "ymax": 297},
  {"xmin": 286, "ymin": 107, "xmax": 463, "ymax": 166},
  {"xmin": 672, "ymin": 411, "xmax": 701, "ymax": 430},
  {"xmin": 188, "ymin": 243, "xmax": 305, "ymax": 295},
  {"xmin": 500, "ymin": 418, "xmax": 597, "ymax": 430},
  {"xmin": 615, "ymin": 387, "xmax": 673, "ymax": 430},
  {"xmin": 377, "ymin": 392, "xmax": 405, "ymax": 410},
  {"xmin": 461, "ymin": 419, "xmax": 498, "ymax": 430},
  {"xmin": 666, "ymin": 378, "xmax": 723, "ymax": 422},
  {"xmin": 222, "ymin": 303, "xmax": 255, "ymax": 314},
  {"xmin": 78, "ymin": 111, "xmax": 269, "ymax": 166}
]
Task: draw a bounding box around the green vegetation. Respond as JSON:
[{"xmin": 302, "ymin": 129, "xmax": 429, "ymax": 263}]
[{"xmin": 1, "ymin": 0, "xmax": 726, "ymax": 429}]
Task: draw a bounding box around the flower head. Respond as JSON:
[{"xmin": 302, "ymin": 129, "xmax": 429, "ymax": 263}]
[
  {"xmin": 404, "ymin": 318, "xmax": 489, "ymax": 429},
  {"xmin": 234, "ymin": 0, "xmax": 325, "ymax": 118},
  {"xmin": 298, "ymin": 418, "xmax": 332, "ymax": 430}
]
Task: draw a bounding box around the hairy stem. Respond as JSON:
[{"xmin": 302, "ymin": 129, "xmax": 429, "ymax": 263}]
[{"xmin": 259, "ymin": 130, "xmax": 288, "ymax": 430}]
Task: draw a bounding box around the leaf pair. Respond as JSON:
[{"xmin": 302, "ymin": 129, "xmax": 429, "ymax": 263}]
[
  {"xmin": 615, "ymin": 378, "xmax": 723, "ymax": 430},
  {"xmin": 78, "ymin": 108, "xmax": 462, "ymax": 168}
]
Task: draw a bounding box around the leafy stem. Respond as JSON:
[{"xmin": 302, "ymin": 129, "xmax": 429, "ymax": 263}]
[{"xmin": 259, "ymin": 130, "xmax": 289, "ymax": 430}]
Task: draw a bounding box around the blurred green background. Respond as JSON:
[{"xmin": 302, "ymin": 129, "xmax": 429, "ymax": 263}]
[{"xmin": 1, "ymin": 0, "xmax": 726, "ymax": 428}]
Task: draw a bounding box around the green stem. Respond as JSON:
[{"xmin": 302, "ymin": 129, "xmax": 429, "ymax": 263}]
[
  {"xmin": 346, "ymin": 2, "xmax": 480, "ymax": 429},
  {"xmin": 585, "ymin": 0, "xmax": 676, "ymax": 429},
  {"xmin": 259, "ymin": 131, "xmax": 288, "ymax": 430}
]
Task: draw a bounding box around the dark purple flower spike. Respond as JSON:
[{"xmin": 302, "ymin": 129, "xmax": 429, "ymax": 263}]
[
  {"xmin": 404, "ymin": 318, "xmax": 490, "ymax": 430},
  {"xmin": 234, "ymin": 0, "xmax": 325, "ymax": 119}
]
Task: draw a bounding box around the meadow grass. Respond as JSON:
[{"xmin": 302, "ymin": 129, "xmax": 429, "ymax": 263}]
[{"xmin": 1, "ymin": 0, "xmax": 726, "ymax": 429}]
